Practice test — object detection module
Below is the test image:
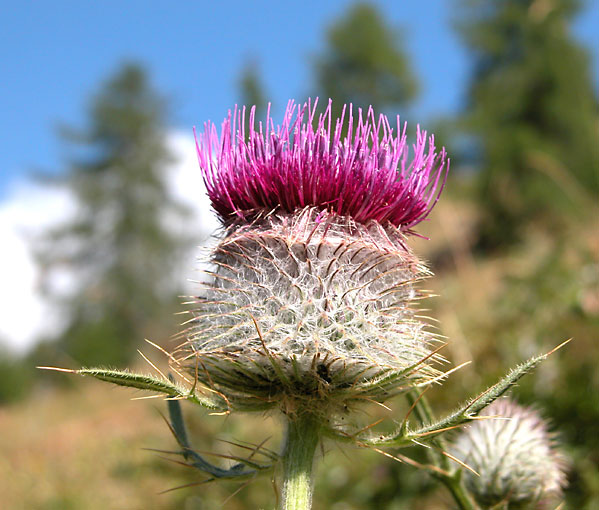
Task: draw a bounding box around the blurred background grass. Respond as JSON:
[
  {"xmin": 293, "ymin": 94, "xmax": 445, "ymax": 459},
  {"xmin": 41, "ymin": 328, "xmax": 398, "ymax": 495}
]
[{"xmin": 1, "ymin": 1, "xmax": 597, "ymax": 508}]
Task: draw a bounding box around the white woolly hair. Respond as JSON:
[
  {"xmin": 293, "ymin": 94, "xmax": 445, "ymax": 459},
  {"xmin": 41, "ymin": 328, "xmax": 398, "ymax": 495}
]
[
  {"xmin": 174, "ymin": 208, "xmax": 443, "ymax": 409},
  {"xmin": 451, "ymin": 398, "xmax": 567, "ymax": 509}
]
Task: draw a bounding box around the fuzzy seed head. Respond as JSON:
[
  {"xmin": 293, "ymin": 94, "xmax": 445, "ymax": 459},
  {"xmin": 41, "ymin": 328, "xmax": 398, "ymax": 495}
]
[
  {"xmin": 175, "ymin": 208, "xmax": 443, "ymax": 413},
  {"xmin": 451, "ymin": 398, "xmax": 567, "ymax": 509},
  {"xmin": 196, "ymin": 99, "xmax": 448, "ymax": 230}
]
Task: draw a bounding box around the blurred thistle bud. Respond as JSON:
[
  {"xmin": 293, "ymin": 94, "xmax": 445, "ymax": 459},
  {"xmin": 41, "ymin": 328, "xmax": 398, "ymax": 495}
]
[
  {"xmin": 450, "ymin": 398, "xmax": 567, "ymax": 509},
  {"xmin": 175, "ymin": 99, "xmax": 449, "ymax": 417}
]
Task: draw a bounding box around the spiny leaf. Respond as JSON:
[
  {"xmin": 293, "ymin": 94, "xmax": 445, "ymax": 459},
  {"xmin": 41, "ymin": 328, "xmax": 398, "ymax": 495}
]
[
  {"xmin": 164, "ymin": 398, "xmax": 273, "ymax": 479},
  {"xmin": 361, "ymin": 341, "xmax": 570, "ymax": 447}
]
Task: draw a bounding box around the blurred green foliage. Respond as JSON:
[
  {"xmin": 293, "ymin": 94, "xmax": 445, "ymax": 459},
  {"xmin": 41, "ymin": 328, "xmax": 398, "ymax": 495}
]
[
  {"xmin": 313, "ymin": 2, "xmax": 418, "ymax": 119},
  {"xmin": 0, "ymin": 347, "xmax": 34, "ymax": 404},
  {"xmin": 458, "ymin": 0, "xmax": 599, "ymax": 249},
  {"xmin": 482, "ymin": 229, "xmax": 599, "ymax": 509},
  {"xmin": 239, "ymin": 57, "xmax": 268, "ymax": 115}
]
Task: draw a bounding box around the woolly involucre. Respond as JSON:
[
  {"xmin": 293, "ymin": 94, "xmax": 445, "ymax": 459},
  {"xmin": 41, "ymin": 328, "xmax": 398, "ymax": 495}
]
[
  {"xmin": 451, "ymin": 398, "xmax": 567, "ymax": 509},
  {"xmin": 174, "ymin": 208, "xmax": 442, "ymax": 412}
]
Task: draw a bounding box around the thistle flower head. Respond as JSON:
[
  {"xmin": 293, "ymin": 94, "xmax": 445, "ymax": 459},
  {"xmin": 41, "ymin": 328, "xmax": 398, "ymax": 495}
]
[
  {"xmin": 451, "ymin": 398, "xmax": 567, "ymax": 509},
  {"xmin": 177, "ymin": 101, "xmax": 449, "ymax": 418},
  {"xmin": 196, "ymin": 99, "xmax": 448, "ymax": 230}
]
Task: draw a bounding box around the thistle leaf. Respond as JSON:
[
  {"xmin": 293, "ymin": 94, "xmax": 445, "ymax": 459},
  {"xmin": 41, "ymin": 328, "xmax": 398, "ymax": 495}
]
[
  {"xmin": 164, "ymin": 398, "xmax": 273, "ymax": 479},
  {"xmin": 364, "ymin": 341, "xmax": 570, "ymax": 447}
]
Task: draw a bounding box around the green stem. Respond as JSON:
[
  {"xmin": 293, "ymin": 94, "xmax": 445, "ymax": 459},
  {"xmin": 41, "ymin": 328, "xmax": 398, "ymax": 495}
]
[
  {"xmin": 280, "ymin": 412, "xmax": 321, "ymax": 510},
  {"xmin": 407, "ymin": 392, "xmax": 478, "ymax": 510},
  {"xmin": 442, "ymin": 473, "xmax": 478, "ymax": 510}
]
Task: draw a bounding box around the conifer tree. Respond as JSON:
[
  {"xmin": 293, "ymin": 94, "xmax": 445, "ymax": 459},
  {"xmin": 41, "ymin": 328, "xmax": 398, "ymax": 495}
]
[
  {"xmin": 239, "ymin": 58, "xmax": 268, "ymax": 114},
  {"xmin": 37, "ymin": 63, "xmax": 190, "ymax": 366},
  {"xmin": 459, "ymin": 0, "xmax": 599, "ymax": 248},
  {"xmin": 314, "ymin": 2, "xmax": 419, "ymax": 119}
]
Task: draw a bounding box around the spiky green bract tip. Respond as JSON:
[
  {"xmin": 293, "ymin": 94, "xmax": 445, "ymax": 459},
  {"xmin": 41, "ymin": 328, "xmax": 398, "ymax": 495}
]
[
  {"xmin": 73, "ymin": 367, "xmax": 227, "ymax": 411},
  {"xmin": 450, "ymin": 398, "xmax": 567, "ymax": 509},
  {"xmin": 173, "ymin": 208, "xmax": 444, "ymax": 418}
]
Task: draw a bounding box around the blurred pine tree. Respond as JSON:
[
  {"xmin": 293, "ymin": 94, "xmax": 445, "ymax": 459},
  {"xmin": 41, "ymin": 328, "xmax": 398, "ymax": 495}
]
[
  {"xmin": 35, "ymin": 63, "xmax": 190, "ymax": 367},
  {"xmin": 458, "ymin": 0, "xmax": 599, "ymax": 249},
  {"xmin": 313, "ymin": 2, "xmax": 419, "ymax": 119},
  {"xmin": 239, "ymin": 57, "xmax": 268, "ymax": 115},
  {"xmin": 0, "ymin": 346, "xmax": 34, "ymax": 404}
]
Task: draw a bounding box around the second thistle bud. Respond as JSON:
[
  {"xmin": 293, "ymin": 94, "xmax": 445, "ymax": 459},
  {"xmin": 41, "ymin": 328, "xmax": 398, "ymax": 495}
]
[{"xmin": 450, "ymin": 398, "xmax": 567, "ymax": 509}]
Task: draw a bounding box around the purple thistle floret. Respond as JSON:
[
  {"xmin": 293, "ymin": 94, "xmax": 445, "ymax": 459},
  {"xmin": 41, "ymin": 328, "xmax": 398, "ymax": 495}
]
[{"xmin": 196, "ymin": 99, "xmax": 449, "ymax": 230}]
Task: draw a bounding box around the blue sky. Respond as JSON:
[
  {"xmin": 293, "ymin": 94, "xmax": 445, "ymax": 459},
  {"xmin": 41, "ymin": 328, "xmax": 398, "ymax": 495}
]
[{"xmin": 2, "ymin": 0, "xmax": 598, "ymax": 196}]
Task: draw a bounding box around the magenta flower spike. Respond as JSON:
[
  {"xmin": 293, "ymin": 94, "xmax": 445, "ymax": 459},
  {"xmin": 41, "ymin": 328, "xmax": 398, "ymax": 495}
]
[{"xmin": 195, "ymin": 99, "xmax": 448, "ymax": 230}]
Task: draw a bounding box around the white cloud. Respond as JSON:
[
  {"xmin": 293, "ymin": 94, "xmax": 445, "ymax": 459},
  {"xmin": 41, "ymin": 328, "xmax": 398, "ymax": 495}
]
[
  {"xmin": 0, "ymin": 180, "xmax": 74, "ymax": 353},
  {"xmin": 164, "ymin": 131, "xmax": 221, "ymax": 295},
  {"xmin": 166, "ymin": 130, "xmax": 221, "ymax": 236},
  {"xmin": 0, "ymin": 131, "xmax": 219, "ymax": 354}
]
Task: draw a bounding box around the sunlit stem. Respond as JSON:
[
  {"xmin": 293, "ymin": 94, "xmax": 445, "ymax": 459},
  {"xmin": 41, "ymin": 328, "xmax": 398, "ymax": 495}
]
[
  {"xmin": 443, "ymin": 471, "xmax": 478, "ymax": 510},
  {"xmin": 281, "ymin": 412, "xmax": 321, "ymax": 510},
  {"xmin": 407, "ymin": 392, "xmax": 477, "ymax": 510}
]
